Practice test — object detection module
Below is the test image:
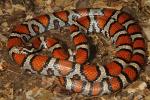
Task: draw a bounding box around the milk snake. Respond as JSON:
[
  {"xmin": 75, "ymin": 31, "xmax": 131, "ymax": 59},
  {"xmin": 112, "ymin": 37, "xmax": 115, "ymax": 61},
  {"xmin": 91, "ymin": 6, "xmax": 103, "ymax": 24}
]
[{"xmin": 7, "ymin": 8, "xmax": 146, "ymax": 96}]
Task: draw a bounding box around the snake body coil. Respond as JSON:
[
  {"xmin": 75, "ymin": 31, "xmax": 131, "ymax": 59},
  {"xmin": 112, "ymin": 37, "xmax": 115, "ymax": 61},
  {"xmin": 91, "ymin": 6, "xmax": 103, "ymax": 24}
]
[{"xmin": 7, "ymin": 8, "xmax": 146, "ymax": 96}]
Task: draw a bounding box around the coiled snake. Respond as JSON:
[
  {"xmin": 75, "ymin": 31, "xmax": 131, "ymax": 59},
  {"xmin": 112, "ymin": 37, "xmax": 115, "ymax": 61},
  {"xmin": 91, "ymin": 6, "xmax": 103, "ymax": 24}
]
[{"xmin": 7, "ymin": 8, "xmax": 146, "ymax": 96}]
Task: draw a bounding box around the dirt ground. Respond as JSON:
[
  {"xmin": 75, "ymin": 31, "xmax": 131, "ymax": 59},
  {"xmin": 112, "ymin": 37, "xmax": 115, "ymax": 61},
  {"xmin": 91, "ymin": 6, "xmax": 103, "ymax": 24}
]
[{"xmin": 0, "ymin": 0, "xmax": 150, "ymax": 100}]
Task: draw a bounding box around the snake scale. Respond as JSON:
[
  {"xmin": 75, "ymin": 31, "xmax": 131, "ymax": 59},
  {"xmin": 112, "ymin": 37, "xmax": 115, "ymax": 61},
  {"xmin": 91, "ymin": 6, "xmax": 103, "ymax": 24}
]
[{"xmin": 7, "ymin": 8, "xmax": 146, "ymax": 96}]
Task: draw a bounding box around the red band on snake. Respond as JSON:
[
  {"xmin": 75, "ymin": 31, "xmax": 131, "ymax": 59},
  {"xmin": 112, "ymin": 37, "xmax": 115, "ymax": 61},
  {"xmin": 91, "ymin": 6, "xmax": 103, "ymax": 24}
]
[{"xmin": 7, "ymin": 8, "xmax": 146, "ymax": 96}]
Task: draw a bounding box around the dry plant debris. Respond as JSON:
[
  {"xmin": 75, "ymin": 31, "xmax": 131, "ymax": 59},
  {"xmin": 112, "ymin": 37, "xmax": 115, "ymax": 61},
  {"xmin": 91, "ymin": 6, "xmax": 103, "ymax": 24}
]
[{"xmin": 0, "ymin": 0, "xmax": 150, "ymax": 100}]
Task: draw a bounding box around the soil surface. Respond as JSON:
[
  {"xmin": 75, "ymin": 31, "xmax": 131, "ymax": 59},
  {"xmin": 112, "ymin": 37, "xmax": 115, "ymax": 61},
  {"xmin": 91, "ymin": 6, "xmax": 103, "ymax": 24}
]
[{"xmin": 0, "ymin": 0, "xmax": 150, "ymax": 100}]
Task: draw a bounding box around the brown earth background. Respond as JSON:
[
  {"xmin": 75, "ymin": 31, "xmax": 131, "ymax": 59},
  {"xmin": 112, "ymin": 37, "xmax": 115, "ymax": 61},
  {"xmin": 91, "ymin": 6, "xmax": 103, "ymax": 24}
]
[{"xmin": 0, "ymin": 0, "xmax": 150, "ymax": 100}]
